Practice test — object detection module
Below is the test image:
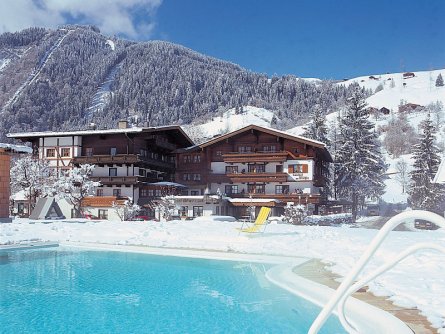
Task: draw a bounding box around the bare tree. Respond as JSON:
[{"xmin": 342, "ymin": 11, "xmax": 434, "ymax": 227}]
[{"xmin": 394, "ymin": 158, "xmax": 409, "ymax": 193}]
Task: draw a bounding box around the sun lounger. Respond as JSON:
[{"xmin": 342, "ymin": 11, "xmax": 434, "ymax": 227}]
[{"xmin": 237, "ymin": 207, "xmax": 271, "ymax": 233}]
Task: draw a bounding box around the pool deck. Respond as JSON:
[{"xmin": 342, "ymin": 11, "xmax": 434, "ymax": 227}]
[
  {"xmin": 0, "ymin": 242, "xmax": 59, "ymax": 251},
  {"xmin": 294, "ymin": 259, "xmax": 438, "ymax": 334}
]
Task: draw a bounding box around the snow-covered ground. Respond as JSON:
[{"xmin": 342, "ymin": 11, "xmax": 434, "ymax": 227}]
[
  {"xmin": 340, "ymin": 69, "xmax": 445, "ymax": 111},
  {"xmin": 1, "ymin": 218, "xmax": 445, "ymax": 332}
]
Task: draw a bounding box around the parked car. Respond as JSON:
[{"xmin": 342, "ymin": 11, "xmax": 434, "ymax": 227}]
[
  {"xmin": 414, "ymin": 219, "xmax": 438, "ymax": 230},
  {"xmin": 130, "ymin": 215, "xmax": 152, "ymax": 221}
]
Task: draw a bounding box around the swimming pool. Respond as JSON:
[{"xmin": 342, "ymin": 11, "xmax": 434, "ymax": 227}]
[{"xmin": 0, "ymin": 248, "xmax": 346, "ymax": 333}]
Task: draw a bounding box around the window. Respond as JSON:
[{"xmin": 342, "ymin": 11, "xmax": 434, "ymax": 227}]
[
  {"xmin": 109, "ymin": 168, "xmax": 117, "ymax": 177},
  {"xmin": 183, "ymin": 155, "xmax": 192, "ymax": 163},
  {"xmin": 193, "ymin": 155, "xmax": 201, "ymax": 163},
  {"xmin": 225, "ymin": 185, "xmax": 238, "ymax": 195},
  {"xmin": 46, "ymin": 148, "xmax": 55, "ymax": 157},
  {"xmin": 148, "ymin": 189, "xmax": 154, "ymax": 197},
  {"xmin": 61, "ymin": 148, "xmax": 70, "ymax": 157},
  {"xmin": 98, "ymin": 209, "xmax": 108, "ymax": 220},
  {"xmin": 183, "ymin": 173, "xmax": 191, "ymax": 181},
  {"xmin": 216, "ymin": 151, "xmax": 222, "ymax": 156},
  {"xmin": 193, "ymin": 206, "xmax": 203, "ymax": 217},
  {"xmin": 263, "ymin": 145, "xmax": 276, "ymax": 152},
  {"xmin": 247, "ymin": 184, "xmax": 265, "ymax": 194},
  {"xmin": 288, "ymin": 164, "xmax": 308, "ymax": 174},
  {"xmin": 275, "ymin": 185, "xmax": 290, "ymax": 194},
  {"xmin": 248, "ymin": 164, "xmax": 265, "ymax": 173},
  {"xmin": 215, "ymin": 206, "xmax": 220, "ymax": 215},
  {"xmin": 193, "ymin": 174, "xmax": 201, "ymax": 181},
  {"xmin": 110, "ymin": 147, "xmax": 117, "ymax": 156},
  {"xmin": 140, "ymin": 189, "xmax": 148, "ymax": 197},
  {"xmin": 276, "ymin": 165, "xmax": 283, "ymax": 173},
  {"xmin": 155, "ymin": 189, "xmax": 162, "ymax": 197},
  {"xmin": 238, "ymin": 146, "xmax": 252, "ymax": 153},
  {"xmin": 191, "ymin": 190, "xmax": 200, "ymax": 196},
  {"xmin": 139, "ymin": 169, "xmax": 146, "ymax": 177},
  {"xmin": 180, "ymin": 206, "xmax": 188, "ymax": 217},
  {"xmin": 85, "ymin": 147, "xmax": 93, "ymax": 156},
  {"xmin": 113, "ymin": 189, "xmax": 121, "ymax": 197},
  {"xmin": 225, "ymin": 166, "xmax": 238, "ymax": 174},
  {"xmin": 96, "ymin": 189, "xmax": 104, "ymax": 196}
]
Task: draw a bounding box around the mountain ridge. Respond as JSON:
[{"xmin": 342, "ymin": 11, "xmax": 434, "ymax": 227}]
[{"xmin": 0, "ymin": 26, "xmax": 354, "ymax": 141}]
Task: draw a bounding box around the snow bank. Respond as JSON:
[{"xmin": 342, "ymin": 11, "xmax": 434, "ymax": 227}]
[{"xmin": 1, "ymin": 218, "xmax": 445, "ymax": 331}]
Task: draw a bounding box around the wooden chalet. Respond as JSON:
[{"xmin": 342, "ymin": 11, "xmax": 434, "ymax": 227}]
[
  {"xmin": 8, "ymin": 121, "xmax": 193, "ymax": 218},
  {"xmin": 174, "ymin": 125, "xmax": 332, "ymax": 217}
]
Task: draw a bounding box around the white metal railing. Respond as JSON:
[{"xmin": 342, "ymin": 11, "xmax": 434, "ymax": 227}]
[{"xmin": 309, "ymin": 210, "xmax": 445, "ymax": 334}]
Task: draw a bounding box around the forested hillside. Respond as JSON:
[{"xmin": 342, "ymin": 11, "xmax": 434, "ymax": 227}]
[{"xmin": 0, "ymin": 26, "xmax": 357, "ymax": 141}]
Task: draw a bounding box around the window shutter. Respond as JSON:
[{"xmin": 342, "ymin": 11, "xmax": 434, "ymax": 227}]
[{"xmin": 302, "ymin": 164, "xmax": 308, "ymax": 173}]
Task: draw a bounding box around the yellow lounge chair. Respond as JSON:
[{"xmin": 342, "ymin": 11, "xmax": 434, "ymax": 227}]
[{"xmin": 237, "ymin": 207, "xmax": 271, "ymax": 233}]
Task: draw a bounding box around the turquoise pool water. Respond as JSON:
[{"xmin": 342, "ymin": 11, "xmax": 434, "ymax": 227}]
[{"xmin": 0, "ymin": 248, "xmax": 345, "ymax": 333}]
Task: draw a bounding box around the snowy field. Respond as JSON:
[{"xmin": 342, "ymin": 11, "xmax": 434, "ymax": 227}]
[{"xmin": 1, "ymin": 218, "xmax": 445, "ymax": 332}]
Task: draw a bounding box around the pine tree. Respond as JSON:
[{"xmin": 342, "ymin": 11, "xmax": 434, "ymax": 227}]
[
  {"xmin": 335, "ymin": 87, "xmax": 387, "ymax": 221},
  {"xmin": 408, "ymin": 113, "xmax": 443, "ymax": 210},
  {"xmin": 436, "ymin": 73, "xmax": 444, "ymax": 87},
  {"xmin": 303, "ymin": 104, "xmax": 331, "ymax": 197},
  {"xmin": 303, "ymin": 104, "xmax": 330, "ymax": 146}
]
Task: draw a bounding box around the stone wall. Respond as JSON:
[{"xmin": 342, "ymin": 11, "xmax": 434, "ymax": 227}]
[{"xmin": 0, "ymin": 148, "xmax": 10, "ymax": 219}]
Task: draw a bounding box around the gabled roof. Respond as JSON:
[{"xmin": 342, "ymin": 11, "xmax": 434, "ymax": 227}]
[
  {"xmin": 7, "ymin": 125, "xmax": 194, "ymax": 147},
  {"xmin": 175, "ymin": 124, "xmax": 332, "ymax": 162},
  {"xmin": 199, "ymin": 124, "xmax": 327, "ymax": 149}
]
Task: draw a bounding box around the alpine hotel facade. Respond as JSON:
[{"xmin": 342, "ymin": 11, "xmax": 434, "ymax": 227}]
[{"xmin": 9, "ymin": 123, "xmax": 332, "ymax": 219}]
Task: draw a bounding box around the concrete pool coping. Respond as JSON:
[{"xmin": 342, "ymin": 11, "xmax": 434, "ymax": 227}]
[{"xmin": 59, "ymin": 242, "xmax": 413, "ymax": 334}]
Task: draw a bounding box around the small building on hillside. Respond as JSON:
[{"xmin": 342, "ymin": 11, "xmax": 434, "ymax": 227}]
[
  {"xmin": 398, "ymin": 103, "xmax": 424, "ymax": 113},
  {"xmin": 403, "ymin": 72, "xmax": 415, "ymax": 79}
]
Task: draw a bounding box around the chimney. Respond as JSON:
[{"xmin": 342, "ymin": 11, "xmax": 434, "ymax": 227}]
[
  {"xmin": 88, "ymin": 123, "xmax": 97, "ymax": 130},
  {"xmin": 118, "ymin": 120, "xmax": 128, "ymax": 129}
]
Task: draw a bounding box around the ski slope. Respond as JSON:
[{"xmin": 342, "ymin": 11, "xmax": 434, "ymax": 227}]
[{"xmin": 2, "ymin": 29, "xmax": 74, "ymax": 111}]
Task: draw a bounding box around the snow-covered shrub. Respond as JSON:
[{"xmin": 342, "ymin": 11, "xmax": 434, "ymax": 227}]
[
  {"xmin": 112, "ymin": 199, "xmax": 140, "ymax": 221},
  {"xmin": 283, "ymin": 204, "xmax": 307, "ymax": 225},
  {"xmin": 305, "ymin": 213, "xmax": 353, "ymax": 225},
  {"xmin": 155, "ymin": 195, "xmax": 178, "ymax": 221}
]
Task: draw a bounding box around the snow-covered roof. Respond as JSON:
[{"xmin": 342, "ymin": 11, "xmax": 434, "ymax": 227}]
[
  {"xmin": 7, "ymin": 125, "xmax": 192, "ymax": 142},
  {"xmin": 0, "ymin": 143, "xmax": 32, "ymax": 153},
  {"xmin": 433, "ymin": 159, "xmax": 445, "ymax": 184},
  {"xmin": 7, "ymin": 125, "xmax": 193, "ymax": 144}
]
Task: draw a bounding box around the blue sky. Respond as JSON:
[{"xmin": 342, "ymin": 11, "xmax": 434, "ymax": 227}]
[
  {"xmin": 151, "ymin": 0, "xmax": 445, "ymax": 79},
  {"xmin": 1, "ymin": 0, "xmax": 444, "ymax": 79}
]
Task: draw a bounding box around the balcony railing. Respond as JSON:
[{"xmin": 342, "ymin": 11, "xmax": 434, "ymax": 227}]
[
  {"xmin": 73, "ymin": 154, "xmax": 174, "ymax": 169},
  {"xmin": 222, "ymin": 151, "xmax": 289, "ymax": 163},
  {"xmin": 91, "ymin": 176, "xmax": 157, "ymax": 185},
  {"xmin": 230, "ymin": 193, "xmax": 321, "ymax": 204},
  {"xmin": 226, "ymin": 172, "xmax": 288, "ymax": 183}
]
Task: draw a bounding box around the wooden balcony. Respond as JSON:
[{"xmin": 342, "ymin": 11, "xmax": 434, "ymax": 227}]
[
  {"xmin": 222, "ymin": 151, "xmax": 289, "ymax": 163},
  {"xmin": 73, "ymin": 154, "xmax": 174, "ymax": 170},
  {"xmin": 91, "ymin": 176, "xmax": 156, "ymax": 186},
  {"xmin": 230, "ymin": 193, "xmax": 322, "ymax": 204},
  {"xmin": 226, "ymin": 172, "xmax": 288, "ymax": 183}
]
